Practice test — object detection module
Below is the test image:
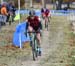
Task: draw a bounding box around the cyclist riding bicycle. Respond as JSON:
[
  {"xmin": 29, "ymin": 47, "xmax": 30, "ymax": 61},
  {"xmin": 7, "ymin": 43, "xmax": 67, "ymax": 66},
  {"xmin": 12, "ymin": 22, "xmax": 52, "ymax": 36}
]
[
  {"xmin": 26, "ymin": 10, "xmax": 42, "ymax": 56},
  {"xmin": 44, "ymin": 8, "xmax": 51, "ymax": 26}
]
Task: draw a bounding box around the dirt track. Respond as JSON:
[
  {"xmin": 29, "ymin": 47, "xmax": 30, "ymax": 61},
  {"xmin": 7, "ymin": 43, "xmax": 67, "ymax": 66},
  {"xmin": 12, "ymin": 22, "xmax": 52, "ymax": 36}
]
[{"xmin": 0, "ymin": 16, "xmax": 71, "ymax": 66}]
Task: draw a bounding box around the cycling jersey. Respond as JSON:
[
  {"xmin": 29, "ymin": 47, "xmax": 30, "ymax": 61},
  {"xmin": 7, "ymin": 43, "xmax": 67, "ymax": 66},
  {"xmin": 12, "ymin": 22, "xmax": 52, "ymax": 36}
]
[
  {"xmin": 44, "ymin": 9, "xmax": 50, "ymax": 17},
  {"xmin": 27, "ymin": 16, "xmax": 42, "ymax": 31}
]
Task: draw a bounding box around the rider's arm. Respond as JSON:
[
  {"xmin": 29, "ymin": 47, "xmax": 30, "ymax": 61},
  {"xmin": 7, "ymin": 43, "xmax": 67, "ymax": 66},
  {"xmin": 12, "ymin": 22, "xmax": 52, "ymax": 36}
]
[
  {"xmin": 25, "ymin": 21, "xmax": 29, "ymax": 37},
  {"xmin": 26, "ymin": 22, "xmax": 29, "ymax": 30},
  {"xmin": 25, "ymin": 17, "xmax": 30, "ymax": 31}
]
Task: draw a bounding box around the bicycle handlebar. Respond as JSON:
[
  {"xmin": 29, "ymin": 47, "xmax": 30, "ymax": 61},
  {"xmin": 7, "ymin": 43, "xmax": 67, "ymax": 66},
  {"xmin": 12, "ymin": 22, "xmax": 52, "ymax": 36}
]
[
  {"xmin": 25, "ymin": 31, "xmax": 39, "ymax": 33},
  {"xmin": 24, "ymin": 31, "xmax": 38, "ymax": 37}
]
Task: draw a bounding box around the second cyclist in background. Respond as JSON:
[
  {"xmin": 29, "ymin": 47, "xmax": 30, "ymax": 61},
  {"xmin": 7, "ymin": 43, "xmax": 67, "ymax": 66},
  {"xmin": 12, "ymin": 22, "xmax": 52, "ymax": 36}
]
[{"xmin": 44, "ymin": 8, "xmax": 51, "ymax": 23}]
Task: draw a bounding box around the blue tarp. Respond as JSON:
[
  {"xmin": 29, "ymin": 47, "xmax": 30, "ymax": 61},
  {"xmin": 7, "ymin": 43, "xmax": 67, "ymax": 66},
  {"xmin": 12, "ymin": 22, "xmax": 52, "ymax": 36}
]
[
  {"xmin": 13, "ymin": 22, "xmax": 30, "ymax": 47},
  {"xmin": 15, "ymin": 9, "xmax": 41, "ymax": 16},
  {"xmin": 35, "ymin": 10, "xmax": 41, "ymax": 17},
  {"xmin": 15, "ymin": 9, "xmax": 75, "ymax": 16}
]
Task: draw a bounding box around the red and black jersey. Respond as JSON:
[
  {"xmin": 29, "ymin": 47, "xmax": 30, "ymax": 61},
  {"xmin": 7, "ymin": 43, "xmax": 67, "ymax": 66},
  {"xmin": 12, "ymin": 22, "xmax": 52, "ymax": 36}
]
[
  {"xmin": 44, "ymin": 10, "xmax": 50, "ymax": 17},
  {"xmin": 27, "ymin": 16, "xmax": 41, "ymax": 31}
]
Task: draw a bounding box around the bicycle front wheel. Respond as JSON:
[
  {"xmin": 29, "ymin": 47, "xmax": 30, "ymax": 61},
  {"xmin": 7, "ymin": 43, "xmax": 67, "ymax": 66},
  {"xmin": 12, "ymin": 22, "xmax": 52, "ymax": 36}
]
[
  {"xmin": 32, "ymin": 44, "xmax": 37, "ymax": 60},
  {"xmin": 32, "ymin": 38, "xmax": 38, "ymax": 61}
]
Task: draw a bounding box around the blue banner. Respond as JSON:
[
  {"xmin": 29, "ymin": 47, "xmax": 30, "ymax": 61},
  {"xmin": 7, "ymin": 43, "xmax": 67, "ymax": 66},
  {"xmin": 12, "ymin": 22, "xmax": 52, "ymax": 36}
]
[
  {"xmin": 15, "ymin": 9, "xmax": 75, "ymax": 16},
  {"xmin": 13, "ymin": 22, "xmax": 30, "ymax": 47}
]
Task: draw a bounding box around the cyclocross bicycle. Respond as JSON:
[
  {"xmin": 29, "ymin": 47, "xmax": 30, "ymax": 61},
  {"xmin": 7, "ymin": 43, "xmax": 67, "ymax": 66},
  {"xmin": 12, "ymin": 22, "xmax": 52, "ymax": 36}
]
[{"xmin": 26, "ymin": 31, "xmax": 41, "ymax": 61}]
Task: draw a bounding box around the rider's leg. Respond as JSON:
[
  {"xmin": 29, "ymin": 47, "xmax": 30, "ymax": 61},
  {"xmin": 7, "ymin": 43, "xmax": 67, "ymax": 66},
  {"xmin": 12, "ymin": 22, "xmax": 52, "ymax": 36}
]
[
  {"xmin": 28, "ymin": 26, "xmax": 33, "ymax": 46},
  {"xmin": 45, "ymin": 17, "xmax": 47, "ymax": 28},
  {"xmin": 28, "ymin": 26, "xmax": 33, "ymax": 32},
  {"xmin": 36, "ymin": 33, "xmax": 41, "ymax": 55},
  {"xmin": 37, "ymin": 33, "xmax": 41, "ymax": 43}
]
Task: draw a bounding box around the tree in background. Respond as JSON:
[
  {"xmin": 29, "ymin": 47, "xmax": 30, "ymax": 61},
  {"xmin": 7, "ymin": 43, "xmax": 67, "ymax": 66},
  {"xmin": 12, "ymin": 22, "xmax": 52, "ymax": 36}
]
[
  {"xmin": 56, "ymin": 0, "xmax": 63, "ymax": 10},
  {"xmin": 3, "ymin": 0, "xmax": 25, "ymax": 8},
  {"xmin": 14, "ymin": 0, "xmax": 25, "ymax": 8},
  {"xmin": 41, "ymin": 0, "xmax": 46, "ymax": 8}
]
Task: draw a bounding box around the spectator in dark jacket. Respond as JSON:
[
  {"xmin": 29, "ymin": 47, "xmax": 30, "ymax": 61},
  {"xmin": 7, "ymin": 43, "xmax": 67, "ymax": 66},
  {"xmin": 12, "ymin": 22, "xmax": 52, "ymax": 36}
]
[{"xmin": 6, "ymin": 2, "xmax": 16, "ymax": 22}]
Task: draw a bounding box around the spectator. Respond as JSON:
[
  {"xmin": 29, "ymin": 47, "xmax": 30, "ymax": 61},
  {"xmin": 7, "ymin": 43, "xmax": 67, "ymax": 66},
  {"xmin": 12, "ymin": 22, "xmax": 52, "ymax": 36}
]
[
  {"xmin": 1, "ymin": 3, "xmax": 8, "ymax": 16},
  {"xmin": 7, "ymin": 1, "xmax": 16, "ymax": 22},
  {"xmin": 0, "ymin": 3, "xmax": 8, "ymax": 25}
]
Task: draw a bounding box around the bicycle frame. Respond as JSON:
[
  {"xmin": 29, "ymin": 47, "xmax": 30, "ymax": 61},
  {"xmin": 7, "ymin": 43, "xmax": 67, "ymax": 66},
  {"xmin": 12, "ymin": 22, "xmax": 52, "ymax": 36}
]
[{"xmin": 27, "ymin": 32, "xmax": 39, "ymax": 61}]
